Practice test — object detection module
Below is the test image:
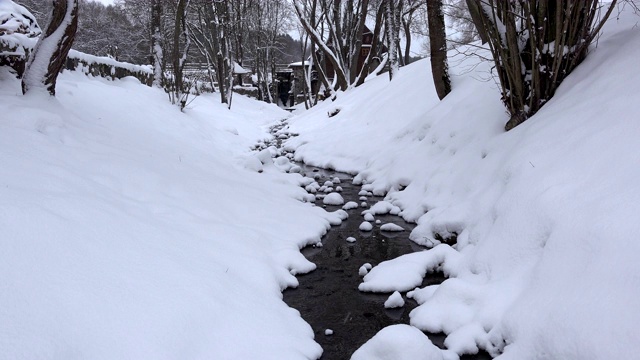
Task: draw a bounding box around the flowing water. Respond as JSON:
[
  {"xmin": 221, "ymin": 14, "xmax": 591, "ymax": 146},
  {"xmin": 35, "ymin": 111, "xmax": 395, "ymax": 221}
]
[{"xmin": 265, "ymin": 121, "xmax": 491, "ymax": 359}]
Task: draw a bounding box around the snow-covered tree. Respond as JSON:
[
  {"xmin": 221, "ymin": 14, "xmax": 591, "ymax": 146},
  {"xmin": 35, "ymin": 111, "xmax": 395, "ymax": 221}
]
[
  {"xmin": 170, "ymin": 0, "xmax": 189, "ymax": 109},
  {"xmin": 22, "ymin": 0, "xmax": 78, "ymax": 95},
  {"xmin": 150, "ymin": 0, "xmax": 163, "ymax": 87},
  {"xmin": 293, "ymin": 0, "xmax": 371, "ymax": 91},
  {"xmin": 466, "ymin": 0, "xmax": 619, "ymax": 130},
  {"xmin": 384, "ymin": 0, "xmax": 402, "ymax": 80}
]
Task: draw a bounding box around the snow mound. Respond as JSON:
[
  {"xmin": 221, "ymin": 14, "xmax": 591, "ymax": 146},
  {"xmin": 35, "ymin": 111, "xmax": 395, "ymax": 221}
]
[
  {"xmin": 359, "ymin": 245, "xmax": 459, "ymax": 293},
  {"xmin": 343, "ymin": 201, "xmax": 359, "ymax": 210},
  {"xmin": 359, "ymin": 221, "xmax": 373, "ymax": 231},
  {"xmin": 323, "ymin": 192, "xmax": 344, "ymax": 205},
  {"xmin": 351, "ymin": 325, "xmax": 443, "ymax": 360},
  {"xmin": 380, "ymin": 223, "xmax": 404, "ymax": 232},
  {"xmin": 384, "ymin": 291, "xmax": 405, "ymax": 309}
]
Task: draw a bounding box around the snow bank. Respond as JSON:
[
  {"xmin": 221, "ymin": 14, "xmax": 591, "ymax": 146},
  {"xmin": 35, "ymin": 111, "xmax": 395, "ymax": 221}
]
[
  {"xmin": 286, "ymin": 9, "xmax": 640, "ymax": 359},
  {"xmin": 0, "ymin": 70, "xmax": 334, "ymax": 359},
  {"xmin": 351, "ymin": 324, "xmax": 443, "ymax": 360}
]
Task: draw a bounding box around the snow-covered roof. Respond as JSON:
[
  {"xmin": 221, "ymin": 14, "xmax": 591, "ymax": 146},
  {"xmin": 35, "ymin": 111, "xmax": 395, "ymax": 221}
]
[
  {"xmin": 233, "ymin": 61, "xmax": 250, "ymax": 74},
  {"xmin": 288, "ymin": 60, "xmax": 310, "ymax": 68}
]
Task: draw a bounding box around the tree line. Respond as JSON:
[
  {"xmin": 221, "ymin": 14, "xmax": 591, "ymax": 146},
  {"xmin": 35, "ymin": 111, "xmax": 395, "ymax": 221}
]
[{"xmin": 17, "ymin": 0, "xmax": 625, "ymax": 129}]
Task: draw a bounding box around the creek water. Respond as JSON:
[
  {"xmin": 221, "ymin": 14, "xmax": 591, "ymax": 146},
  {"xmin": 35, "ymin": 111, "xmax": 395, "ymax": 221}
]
[{"xmin": 267, "ymin": 122, "xmax": 491, "ymax": 359}]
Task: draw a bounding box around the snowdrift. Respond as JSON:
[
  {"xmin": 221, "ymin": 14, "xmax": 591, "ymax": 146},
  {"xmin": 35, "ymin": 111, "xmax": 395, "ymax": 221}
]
[
  {"xmin": 286, "ymin": 9, "xmax": 640, "ymax": 359},
  {"xmin": 0, "ymin": 69, "xmax": 343, "ymax": 359}
]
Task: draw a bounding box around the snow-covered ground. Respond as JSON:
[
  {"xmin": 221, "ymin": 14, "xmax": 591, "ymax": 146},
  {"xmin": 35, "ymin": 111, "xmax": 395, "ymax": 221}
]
[
  {"xmin": 284, "ymin": 9, "xmax": 640, "ymax": 360},
  {"xmin": 0, "ymin": 69, "xmax": 350, "ymax": 359},
  {"xmin": 3, "ymin": 4, "xmax": 640, "ymax": 360}
]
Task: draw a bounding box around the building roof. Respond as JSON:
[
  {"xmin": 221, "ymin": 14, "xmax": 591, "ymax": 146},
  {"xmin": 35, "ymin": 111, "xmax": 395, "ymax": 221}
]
[
  {"xmin": 233, "ymin": 61, "xmax": 250, "ymax": 74},
  {"xmin": 288, "ymin": 60, "xmax": 310, "ymax": 68}
]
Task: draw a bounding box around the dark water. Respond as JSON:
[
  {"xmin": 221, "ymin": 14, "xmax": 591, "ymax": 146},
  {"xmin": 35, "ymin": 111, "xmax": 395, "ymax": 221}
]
[
  {"xmin": 268, "ymin": 123, "xmax": 491, "ymax": 359},
  {"xmin": 283, "ymin": 164, "xmax": 448, "ymax": 359}
]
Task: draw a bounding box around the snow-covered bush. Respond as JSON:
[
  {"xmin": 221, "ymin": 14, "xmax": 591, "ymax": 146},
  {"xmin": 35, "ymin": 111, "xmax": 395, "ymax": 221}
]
[{"xmin": 0, "ymin": 0, "xmax": 41, "ymax": 76}]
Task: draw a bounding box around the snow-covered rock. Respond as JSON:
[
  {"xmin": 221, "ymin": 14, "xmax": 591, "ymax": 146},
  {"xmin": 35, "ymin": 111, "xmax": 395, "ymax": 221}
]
[
  {"xmin": 343, "ymin": 201, "xmax": 359, "ymax": 210},
  {"xmin": 323, "ymin": 192, "xmax": 345, "ymax": 205},
  {"xmin": 359, "ymin": 263, "xmax": 374, "ymax": 276},
  {"xmin": 380, "ymin": 223, "xmax": 404, "ymax": 232},
  {"xmin": 351, "ymin": 325, "xmax": 443, "ymax": 360},
  {"xmin": 359, "ymin": 221, "xmax": 373, "ymax": 231},
  {"xmin": 384, "ymin": 291, "xmax": 405, "ymax": 309}
]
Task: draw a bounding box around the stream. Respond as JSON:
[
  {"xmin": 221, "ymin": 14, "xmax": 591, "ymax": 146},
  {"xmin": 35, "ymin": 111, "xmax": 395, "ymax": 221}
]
[{"xmin": 263, "ymin": 121, "xmax": 491, "ymax": 359}]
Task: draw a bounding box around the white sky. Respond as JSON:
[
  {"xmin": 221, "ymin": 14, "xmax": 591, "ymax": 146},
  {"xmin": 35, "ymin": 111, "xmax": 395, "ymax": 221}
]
[{"xmin": 93, "ymin": 0, "xmax": 115, "ymax": 5}]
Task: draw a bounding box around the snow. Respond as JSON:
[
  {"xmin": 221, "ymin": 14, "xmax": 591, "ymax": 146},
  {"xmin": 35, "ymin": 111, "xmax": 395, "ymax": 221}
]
[
  {"xmin": 325, "ymin": 329, "xmax": 334, "ymax": 336},
  {"xmin": 359, "ymin": 264, "xmax": 370, "ymax": 276},
  {"xmin": 4, "ymin": 4, "xmax": 640, "ymax": 360},
  {"xmin": 343, "ymin": 201, "xmax": 359, "ymax": 210},
  {"xmin": 346, "ymin": 236, "xmax": 357, "ymax": 243},
  {"xmin": 384, "ymin": 291, "xmax": 405, "ymax": 309},
  {"xmin": 284, "ymin": 9, "xmax": 640, "ymax": 359},
  {"xmin": 363, "ymin": 213, "xmax": 375, "ymax": 222},
  {"xmin": 233, "ymin": 61, "xmax": 250, "ymax": 74},
  {"xmin": 351, "ymin": 325, "xmax": 444, "ymax": 360},
  {"xmin": 359, "ymin": 221, "xmax": 373, "ymax": 231},
  {"xmin": 323, "ymin": 192, "xmax": 345, "ymax": 205},
  {"xmin": 0, "ymin": 68, "xmax": 338, "ymax": 359},
  {"xmin": 380, "ymin": 223, "xmax": 404, "ymax": 232},
  {"xmin": 0, "ymin": 0, "xmax": 41, "ymax": 37}
]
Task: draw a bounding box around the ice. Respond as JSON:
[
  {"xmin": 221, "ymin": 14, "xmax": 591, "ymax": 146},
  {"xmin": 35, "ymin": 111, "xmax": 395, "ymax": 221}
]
[{"xmin": 384, "ymin": 291, "xmax": 405, "ymax": 309}]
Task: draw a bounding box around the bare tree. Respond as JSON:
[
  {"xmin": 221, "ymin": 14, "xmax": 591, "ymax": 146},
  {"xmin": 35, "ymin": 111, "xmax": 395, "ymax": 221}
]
[
  {"xmin": 467, "ymin": 0, "xmax": 618, "ymax": 130},
  {"xmin": 170, "ymin": 0, "xmax": 190, "ymax": 109},
  {"xmin": 426, "ymin": 0, "xmax": 450, "ymax": 99},
  {"xmin": 293, "ymin": 0, "xmax": 371, "ymax": 91},
  {"xmin": 150, "ymin": 0, "xmax": 163, "ymax": 87},
  {"xmin": 384, "ymin": 0, "xmax": 403, "ymax": 80},
  {"xmin": 22, "ymin": 0, "xmax": 79, "ymax": 95}
]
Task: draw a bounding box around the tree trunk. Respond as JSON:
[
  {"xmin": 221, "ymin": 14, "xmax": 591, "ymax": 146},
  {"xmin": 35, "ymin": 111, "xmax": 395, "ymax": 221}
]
[
  {"xmin": 172, "ymin": 0, "xmax": 189, "ymax": 107},
  {"xmin": 385, "ymin": 0, "xmax": 399, "ymax": 80},
  {"xmin": 150, "ymin": 0, "xmax": 163, "ymax": 88},
  {"xmin": 22, "ymin": 0, "xmax": 79, "ymax": 96},
  {"xmin": 468, "ymin": 0, "xmax": 618, "ymax": 131},
  {"xmin": 426, "ymin": 0, "xmax": 451, "ymax": 100}
]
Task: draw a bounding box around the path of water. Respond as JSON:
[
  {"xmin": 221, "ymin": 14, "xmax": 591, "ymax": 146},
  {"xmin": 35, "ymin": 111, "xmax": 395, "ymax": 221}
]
[{"xmin": 264, "ymin": 121, "xmax": 491, "ymax": 359}]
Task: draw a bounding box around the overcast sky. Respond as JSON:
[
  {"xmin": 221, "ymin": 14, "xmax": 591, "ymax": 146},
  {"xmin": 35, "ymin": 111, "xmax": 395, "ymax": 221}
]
[{"xmin": 94, "ymin": 0, "xmax": 115, "ymax": 5}]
